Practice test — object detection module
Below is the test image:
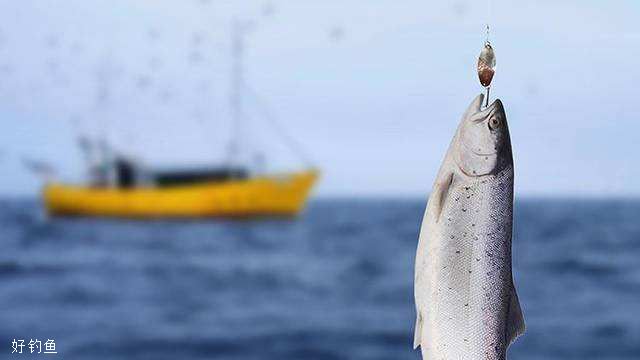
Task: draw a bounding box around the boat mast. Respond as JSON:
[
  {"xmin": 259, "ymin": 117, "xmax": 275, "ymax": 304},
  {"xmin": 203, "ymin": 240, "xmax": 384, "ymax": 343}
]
[
  {"xmin": 228, "ymin": 18, "xmax": 245, "ymax": 171},
  {"xmin": 95, "ymin": 54, "xmax": 115, "ymax": 186},
  {"xmin": 227, "ymin": 13, "xmax": 314, "ymax": 172}
]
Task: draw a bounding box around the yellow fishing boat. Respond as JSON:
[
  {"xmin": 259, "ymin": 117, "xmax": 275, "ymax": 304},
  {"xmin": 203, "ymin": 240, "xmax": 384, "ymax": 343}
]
[
  {"xmin": 39, "ymin": 21, "xmax": 319, "ymax": 219},
  {"xmin": 44, "ymin": 170, "xmax": 318, "ymax": 218}
]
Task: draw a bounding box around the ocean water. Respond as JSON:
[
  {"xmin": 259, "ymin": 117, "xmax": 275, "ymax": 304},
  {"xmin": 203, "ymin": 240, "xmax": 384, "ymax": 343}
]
[{"xmin": 0, "ymin": 198, "xmax": 639, "ymax": 359}]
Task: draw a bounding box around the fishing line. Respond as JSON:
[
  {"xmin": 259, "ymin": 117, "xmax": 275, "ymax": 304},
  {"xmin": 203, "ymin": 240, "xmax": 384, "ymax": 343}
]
[
  {"xmin": 486, "ymin": 0, "xmax": 492, "ymax": 43},
  {"xmin": 477, "ymin": 0, "xmax": 495, "ymax": 108},
  {"xmin": 485, "ymin": 0, "xmax": 491, "ymax": 106}
]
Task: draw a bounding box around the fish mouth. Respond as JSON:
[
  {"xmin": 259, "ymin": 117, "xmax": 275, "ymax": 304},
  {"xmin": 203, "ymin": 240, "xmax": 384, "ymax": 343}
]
[
  {"xmin": 471, "ymin": 149, "xmax": 497, "ymax": 156},
  {"xmin": 471, "ymin": 99, "xmax": 501, "ymax": 124}
]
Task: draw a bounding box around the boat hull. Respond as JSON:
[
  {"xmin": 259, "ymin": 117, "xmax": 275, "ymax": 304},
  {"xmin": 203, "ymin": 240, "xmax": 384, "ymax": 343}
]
[{"xmin": 43, "ymin": 170, "xmax": 318, "ymax": 218}]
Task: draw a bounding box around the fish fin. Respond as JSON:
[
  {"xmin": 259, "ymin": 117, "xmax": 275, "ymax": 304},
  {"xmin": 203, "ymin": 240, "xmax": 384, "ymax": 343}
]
[
  {"xmin": 413, "ymin": 312, "xmax": 422, "ymax": 349},
  {"xmin": 434, "ymin": 172, "xmax": 454, "ymax": 222},
  {"xmin": 506, "ymin": 285, "xmax": 526, "ymax": 346}
]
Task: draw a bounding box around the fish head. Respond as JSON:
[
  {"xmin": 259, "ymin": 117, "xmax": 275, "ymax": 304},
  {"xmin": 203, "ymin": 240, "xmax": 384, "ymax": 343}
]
[{"xmin": 455, "ymin": 94, "xmax": 512, "ymax": 176}]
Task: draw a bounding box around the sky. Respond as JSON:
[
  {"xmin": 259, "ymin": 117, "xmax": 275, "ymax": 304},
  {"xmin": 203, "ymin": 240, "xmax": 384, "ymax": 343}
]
[{"xmin": 0, "ymin": 0, "xmax": 638, "ymax": 197}]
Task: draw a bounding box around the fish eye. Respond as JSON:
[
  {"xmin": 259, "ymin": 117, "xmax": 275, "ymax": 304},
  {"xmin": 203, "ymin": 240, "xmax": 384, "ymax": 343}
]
[{"xmin": 488, "ymin": 117, "xmax": 501, "ymax": 130}]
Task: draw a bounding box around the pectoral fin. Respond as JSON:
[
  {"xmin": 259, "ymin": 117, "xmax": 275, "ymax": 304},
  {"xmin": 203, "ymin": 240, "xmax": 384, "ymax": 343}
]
[
  {"xmin": 413, "ymin": 312, "xmax": 422, "ymax": 349},
  {"xmin": 506, "ymin": 286, "xmax": 526, "ymax": 345},
  {"xmin": 433, "ymin": 172, "xmax": 454, "ymax": 222}
]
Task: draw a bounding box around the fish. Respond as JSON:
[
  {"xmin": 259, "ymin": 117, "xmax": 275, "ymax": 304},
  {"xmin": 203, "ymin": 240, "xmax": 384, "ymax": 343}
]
[{"xmin": 413, "ymin": 93, "xmax": 525, "ymax": 360}]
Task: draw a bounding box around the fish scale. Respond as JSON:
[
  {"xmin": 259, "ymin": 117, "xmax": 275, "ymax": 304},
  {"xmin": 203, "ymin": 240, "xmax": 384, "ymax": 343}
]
[{"xmin": 414, "ymin": 94, "xmax": 524, "ymax": 360}]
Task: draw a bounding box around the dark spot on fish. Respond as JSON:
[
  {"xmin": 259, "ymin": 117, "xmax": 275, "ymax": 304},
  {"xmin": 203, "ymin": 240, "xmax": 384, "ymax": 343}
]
[
  {"xmin": 468, "ymin": 270, "xmax": 472, "ymax": 274},
  {"xmin": 485, "ymin": 156, "xmax": 488, "ymax": 160},
  {"xmin": 455, "ymin": 250, "xmax": 460, "ymax": 254},
  {"xmin": 464, "ymin": 303, "xmax": 469, "ymax": 307},
  {"xmin": 472, "ymin": 223, "xmax": 476, "ymax": 227},
  {"xmin": 464, "ymin": 338, "xmax": 468, "ymax": 342},
  {"xmin": 476, "ymin": 258, "xmax": 480, "ymax": 262},
  {"xmin": 462, "ymin": 208, "xmax": 467, "ymax": 212},
  {"xmin": 450, "ymin": 235, "xmax": 455, "ymax": 239},
  {"xmin": 472, "ymin": 170, "xmax": 477, "ymax": 174}
]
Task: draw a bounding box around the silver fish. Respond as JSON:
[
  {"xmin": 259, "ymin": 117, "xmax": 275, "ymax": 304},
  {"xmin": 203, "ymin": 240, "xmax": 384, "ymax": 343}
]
[{"xmin": 414, "ymin": 94, "xmax": 525, "ymax": 360}]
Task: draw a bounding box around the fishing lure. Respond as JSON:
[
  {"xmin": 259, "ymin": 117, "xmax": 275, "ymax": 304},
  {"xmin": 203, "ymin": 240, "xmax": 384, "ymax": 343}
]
[
  {"xmin": 477, "ymin": 42, "xmax": 495, "ymax": 87},
  {"xmin": 477, "ymin": 42, "xmax": 496, "ymax": 107},
  {"xmin": 477, "ymin": 39, "xmax": 496, "ymax": 107}
]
